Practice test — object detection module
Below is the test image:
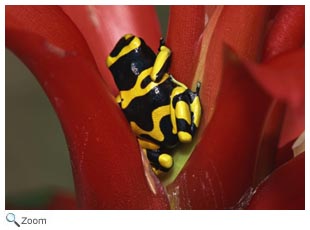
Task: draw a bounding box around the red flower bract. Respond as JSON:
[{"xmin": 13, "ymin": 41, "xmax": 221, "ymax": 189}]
[
  {"xmin": 6, "ymin": 5, "xmax": 305, "ymax": 209},
  {"xmin": 247, "ymin": 153, "xmax": 305, "ymax": 210},
  {"xmin": 6, "ymin": 5, "xmax": 168, "ymax": 209}
]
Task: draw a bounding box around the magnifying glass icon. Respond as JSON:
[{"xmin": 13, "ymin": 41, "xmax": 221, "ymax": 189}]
[{"xmin": 6, "ymin": 213, "xmax": 20, "ymax": 227}]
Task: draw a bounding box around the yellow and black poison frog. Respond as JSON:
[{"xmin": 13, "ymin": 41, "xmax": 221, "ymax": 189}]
[{"xmin": 106, "ymin": 34, "xmax": 202, "ymax": 174}]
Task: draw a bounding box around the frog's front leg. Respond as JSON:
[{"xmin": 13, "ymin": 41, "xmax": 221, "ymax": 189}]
[{"xmin": 150, "ymin": 39, "xmax": 171, "ymax": 82}]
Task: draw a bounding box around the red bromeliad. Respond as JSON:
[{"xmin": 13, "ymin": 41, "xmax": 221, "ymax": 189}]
[{"xmin": 5, "ymin": 5, "xmax": 305, "ymax": 209}]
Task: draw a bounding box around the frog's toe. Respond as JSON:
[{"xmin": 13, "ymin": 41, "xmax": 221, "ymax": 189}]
[
  {"xmin": 158, "ymin": 153, "xmax": 173, "ymax": 169},
  {"xmin": 178, "ymin": 131, "xmax": 192, "ymax": 143},
  {"xmin": 151, "ymin": 167, "xmax": 163, "ymax": 176},
  {"xmin": 147, "ymin": 149, "xmax": 174, "ymax": 173}
]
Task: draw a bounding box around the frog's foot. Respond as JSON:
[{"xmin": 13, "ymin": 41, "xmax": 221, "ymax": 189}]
[
  {"xmin": 146, "ymin": 149, "xmax": 173, "ymax": 174},
  {"xmin": 170, "ymin": 87, "xmax": 202, "ymax": 144}
]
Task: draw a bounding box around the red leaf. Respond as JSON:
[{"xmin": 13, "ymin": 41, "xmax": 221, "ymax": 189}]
[
  {"xmin": 164, "ymin": 6, "xmax": 273, "ymax": 209},
  {"xmin": 275, "ymin": 140, "xmax": 294, "ymax": 168},
  {"xmin": 166, "ymin": 47, "xmax": 273, "ymax": 209},
  {"xmin": 251, "ymin": 100, "xmax": 285, "ymax": 186},
  {"xmin": 194, "ymin": 6, "xmax": 271, "ymax": 124},
  {"xmin": 5, "ymin": 5, "xmax": 94, "ymax": 60},
  {"xmin": 166, "ymin": 6, "xmax": 205, "ymax": 87},
  {"xmin": 61, "ymin": 6, "xmax": 161, "ymax": 95},
  {"xmin": 263, "ymin": 6, "xmax": 305, "ymax": 61},
  {"xmin": 246, "ymin": 49, "xmax": 305, "ymax": 147},
  {"xmin": 247, "ymin": 153, "xmax": 305, "ymax": 210},
  {"xmin": 6, "ymin": 6, "xmax": 169, "ymax": 209}
]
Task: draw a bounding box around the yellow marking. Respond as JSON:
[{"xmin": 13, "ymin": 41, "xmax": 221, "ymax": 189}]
[
  {"xmin": 171, "ymin": 86, "xmax": 187, "ymax": 97},
  {"xmin": 124, "ymin": 34, "xmax": 133, "ymax": 39},
  {"xmin": 115, "ymin": 94, "xmax": 122, "ymax": 104},
  {"xmin": 178, "ymin": 131, "xmax": 192, "ymax": 143},
  {"xmin": 190, "ymin": 96, "xmax": 202, "ymax": 127},
  {"xmin": 170, "ymin": 103, "xmax": 177, "ymax": 134},
  {"xmin": 138, "ymin": 138, "xmax": 159, "ymax": 150},
  {"xmin": 150, "ymin": 45, "xmax": 171, "ymax": 81},
  {"xmin": 170, "ymin": 75, "xmax": 188, "ymax": 89},
  {"xmin": 175, "ymin": 101, "xmax": 191, "ymax": 125},
  {"xmin": 152, "ymin": 167, "xmax": 162, "ymax": 176},
  {"xmin": 106, "ymin": 35, "xmax": 141, "ymax": 67},
  {"xmin": 158, "ymin": 153, "xmax": 173, "ymax": 169},
  {"xmin": 130, "ymin": 105, "xmax": 170, "ymax": 142},
  {"xmin": 169, "ymin": 86, "xmax": 187, "ymax": 135},
  {"xmin": 119, "ymin": 68, "xmax": 169, "ymax": 109}
]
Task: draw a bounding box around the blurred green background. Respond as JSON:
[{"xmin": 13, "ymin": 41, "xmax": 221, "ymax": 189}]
[{"xmin": 5, "ymin": 6, "xmax": 170, "ymax": 208}]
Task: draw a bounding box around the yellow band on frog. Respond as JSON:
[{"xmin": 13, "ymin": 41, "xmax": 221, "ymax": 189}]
[
  {"xmin": 138, "ymin": 138, "xmax": 160, "ymax": 150},
  {"xmin": 130, "ymin": 105, "xmax": 170, "ymax": 142},
  {"xmin": 106, "ymin": 35, "xmax": 141, "ymax": 67}
]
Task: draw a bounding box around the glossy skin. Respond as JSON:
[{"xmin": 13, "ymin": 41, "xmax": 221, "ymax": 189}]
[{"xmin": 106, "ymin": 34, "xmax": 201, "ymax": 173}]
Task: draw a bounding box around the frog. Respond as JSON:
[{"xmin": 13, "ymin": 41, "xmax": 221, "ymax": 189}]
[{"xmin": 106, "ymin": 34, "xmax": 201, "ymax": 174}]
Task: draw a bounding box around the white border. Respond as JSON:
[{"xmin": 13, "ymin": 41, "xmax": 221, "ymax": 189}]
[
  {"xmin": 1, "ymin": 1, "xmax": 309, "ymax": 229},
  {"xmin": 1, "ymin": 210, "xmax": 310, "ymax": 229}
]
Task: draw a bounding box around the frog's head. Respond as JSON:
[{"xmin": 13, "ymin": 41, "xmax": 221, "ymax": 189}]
[{"xmin": 106, "ymin": 34, "xmax": 156, "ymax": 91}]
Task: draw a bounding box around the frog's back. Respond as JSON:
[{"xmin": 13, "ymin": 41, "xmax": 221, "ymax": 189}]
[{"xmin": 121, "ymin": 74, "xmax": 179, "ymax": 148}]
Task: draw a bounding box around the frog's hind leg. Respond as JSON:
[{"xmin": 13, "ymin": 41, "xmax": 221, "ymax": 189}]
[
  {"xmin": 171, "ymin": 85, "xmax": 202, "ymax": 144},
  {"xmin": 146, "ymin": 149, "xmax": 174, "ymax": 174}
]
